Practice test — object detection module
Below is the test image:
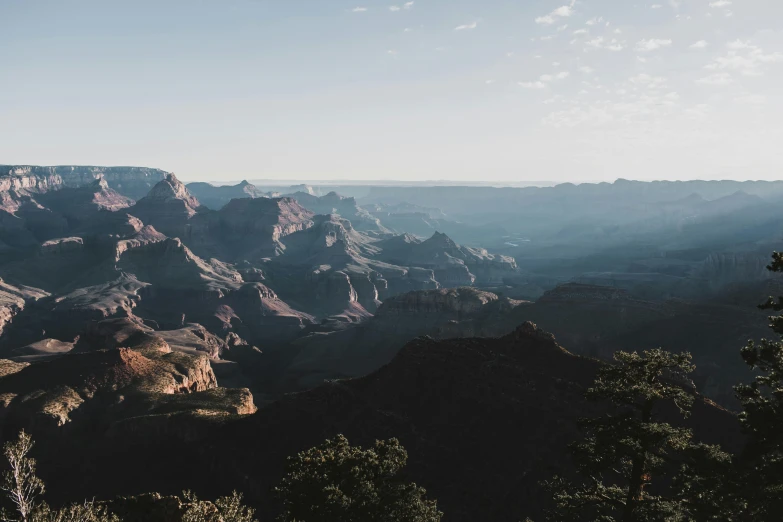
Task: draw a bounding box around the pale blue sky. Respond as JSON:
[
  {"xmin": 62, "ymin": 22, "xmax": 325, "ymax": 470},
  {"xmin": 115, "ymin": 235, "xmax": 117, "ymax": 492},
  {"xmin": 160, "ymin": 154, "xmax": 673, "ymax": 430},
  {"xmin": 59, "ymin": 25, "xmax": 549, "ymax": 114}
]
[{"xmin": 1, "ymin": 0, "xmax": 782, "ymax": 182}]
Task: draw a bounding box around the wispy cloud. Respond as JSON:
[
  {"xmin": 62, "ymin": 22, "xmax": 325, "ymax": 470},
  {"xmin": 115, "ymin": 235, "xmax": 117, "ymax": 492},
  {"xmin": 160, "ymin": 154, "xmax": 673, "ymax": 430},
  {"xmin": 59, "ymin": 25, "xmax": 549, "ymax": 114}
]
[
  {"xmin": 704, "ymin": 40, "xmax": 783, "ymax": 76},
  {"xmin": 690, "ymin": 40, "xmax": 709, "ymax": 49},
  {"xmin": 535, "ymin": 2, "xmax": 576, "ymax": 25},
  {"xmin": 585, "ymin": 37, "xmax": 625, "ymax": 51},
  {"xmin": 351, "ymin": 6, "xmax": 367, "ymax": 12},
  {"xmin": 519, "ymin": 81, "xmax": 548, "ymax": 89},
  {"xmin": 635, "ymin": 38, "xmax": 673, "ymax": 52},
  {"xmin": 709, "ymin": 0, "xmax": 732, "ymax": 7},
  {"xmin": 389, "ymin": 2, "xmax": 414, "ymax": 12},
  {"xmin": 455, "ymin": 21, "xmax": 479, "ymax": 31}
]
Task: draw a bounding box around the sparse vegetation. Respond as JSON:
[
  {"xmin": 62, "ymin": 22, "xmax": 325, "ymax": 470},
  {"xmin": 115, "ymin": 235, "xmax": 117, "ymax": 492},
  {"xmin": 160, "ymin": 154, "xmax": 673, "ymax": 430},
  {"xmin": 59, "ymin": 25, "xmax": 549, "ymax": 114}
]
[{"xmin": 181, "ymin": 490, "xmax": 257, "ymax": 522}]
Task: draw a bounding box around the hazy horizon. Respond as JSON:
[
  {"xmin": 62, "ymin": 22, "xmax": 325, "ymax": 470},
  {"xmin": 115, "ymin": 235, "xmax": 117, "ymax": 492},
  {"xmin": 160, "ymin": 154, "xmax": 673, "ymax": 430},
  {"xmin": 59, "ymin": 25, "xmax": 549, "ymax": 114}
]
[{"xmin": 2, "ymin": 0, "xmax": 782, "ymax": 182}]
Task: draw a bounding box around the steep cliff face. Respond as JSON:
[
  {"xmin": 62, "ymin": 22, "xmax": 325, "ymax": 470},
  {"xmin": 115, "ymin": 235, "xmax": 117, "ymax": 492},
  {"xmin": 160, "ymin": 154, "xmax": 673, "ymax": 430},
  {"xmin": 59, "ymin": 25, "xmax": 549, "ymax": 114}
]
[
  {"xmin": 696, "ymin": 251, "xmax": 779, "ymax": 287},
  {"xmin": 0, "ymin": 279, "xmax": 49, "ymax": 339},
  {"xmin": 0, "ymin": 165, "xmax": 169, "ymax": 200},
  {"xmin": 0, "ymin": 172, "xmax": 64, "ymax": 214}
]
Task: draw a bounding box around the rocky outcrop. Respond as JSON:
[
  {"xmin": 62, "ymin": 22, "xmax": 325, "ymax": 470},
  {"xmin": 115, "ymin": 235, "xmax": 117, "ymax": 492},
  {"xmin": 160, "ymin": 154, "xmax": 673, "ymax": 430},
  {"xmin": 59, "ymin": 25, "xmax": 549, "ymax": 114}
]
[
  {"xmin": 377, "ymin": 287, "xmax": 499, "ymax": 316},
  {"xmin": 114, "ymin": 225, "xmax": 167, "ymax": 260},
  {"xmin": 377, "ymin": 231, "xmax": 518, "ymax": 287},
  {"xmin": 287, "ymin": 191, "xmax": 388, "ymax": 232},
  {"xmin": 185, "ymin": 197, "xmax": 314, "ymax": 260},
  {"xmin": 0, "ymin": 275, "xmax": 150, "ymax": 349},
  {"xmin": 128, "ymin": 174, "xmax": 203, "ymax": 238},
  {"xmin": 117, "ymin": 238, "xmax": 242, "ymax": 293},
  {"xmin": 40, "ymin": 237, "xmax": 84, "ymax": 255},
  {"xmin": 156, "ymin": 323, "xmax": 231, "ymax": 359},
  {"xmin": 0, "ymin": 347, "xmax": 219, "ymax": 429},
  {"xmin": 222, "ymin": 283, "xmax": 316, "ymax": 342},
  {"xmin": 276, "ymin": 214, "xmax": 378, "ymax": 266}
]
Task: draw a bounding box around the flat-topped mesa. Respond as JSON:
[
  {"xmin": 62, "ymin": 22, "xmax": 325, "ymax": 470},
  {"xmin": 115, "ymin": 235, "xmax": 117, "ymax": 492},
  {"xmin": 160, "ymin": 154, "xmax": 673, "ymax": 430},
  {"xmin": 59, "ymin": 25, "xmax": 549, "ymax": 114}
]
[
  {"xmin": 0, "ymin": 171, "xmax": 63, "ymax": 196},
  {"xmin": 215, "ymin": 196, "xmax": 315, "ymax": 244}
]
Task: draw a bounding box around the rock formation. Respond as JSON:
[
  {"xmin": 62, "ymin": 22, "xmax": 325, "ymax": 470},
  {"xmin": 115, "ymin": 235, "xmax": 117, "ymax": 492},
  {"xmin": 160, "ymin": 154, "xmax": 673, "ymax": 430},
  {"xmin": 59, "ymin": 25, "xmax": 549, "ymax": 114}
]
[
  {"xmin": 128, "ymin": 174, "xmax": 204, "ymax": 239},
  {"xmin": 287, "ymin": 191, "xmax": 388, "ymax": 233},
  {"xmin": 186, "ymin": 180, "xmax": 270, "ymax": 210}
]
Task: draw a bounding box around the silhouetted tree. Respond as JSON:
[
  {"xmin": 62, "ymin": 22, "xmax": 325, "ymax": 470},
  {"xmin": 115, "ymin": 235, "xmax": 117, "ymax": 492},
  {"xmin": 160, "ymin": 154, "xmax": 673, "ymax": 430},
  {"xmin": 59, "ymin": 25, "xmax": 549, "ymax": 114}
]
[
  {"xmin": 547, "ymin": 349, "xmax": 732, "ymax": 522},
  {"xmin": 733, "ymin": 251, "xmax": 783, "ymax": 519},
  {"xmin": 275, "ymin": 434, "xmax": 442, "ymax": 522}
]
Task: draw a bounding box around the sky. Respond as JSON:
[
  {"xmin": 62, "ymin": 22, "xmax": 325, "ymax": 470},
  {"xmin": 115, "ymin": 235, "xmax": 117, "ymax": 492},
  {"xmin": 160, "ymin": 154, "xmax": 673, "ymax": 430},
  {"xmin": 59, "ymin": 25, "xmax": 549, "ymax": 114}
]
[{"xmin": 1, "ymin": 0, "xmax": 782, "ymax": 183}]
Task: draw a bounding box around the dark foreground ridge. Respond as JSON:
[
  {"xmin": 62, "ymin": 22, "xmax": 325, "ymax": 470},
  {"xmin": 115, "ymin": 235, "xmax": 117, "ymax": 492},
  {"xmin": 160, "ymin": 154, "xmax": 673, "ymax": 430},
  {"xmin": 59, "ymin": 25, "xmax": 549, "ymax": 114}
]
[{"xmin": 30, "ymin": 323, "xmax": 739, "ymax": 522}]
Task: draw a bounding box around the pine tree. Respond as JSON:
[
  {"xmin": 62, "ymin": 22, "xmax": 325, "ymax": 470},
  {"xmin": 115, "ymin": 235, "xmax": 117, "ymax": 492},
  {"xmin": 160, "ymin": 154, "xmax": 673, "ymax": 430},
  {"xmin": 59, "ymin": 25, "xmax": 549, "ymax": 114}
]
[
  {"xmin": 275, "ymin": 434, "xmax": 442, "ymax": 522},
  {"xmin": 733, "ymin": 251, "xmax": 783, "ymax": 519},
  {"xmin": 547, "ymin": 349, "xmax": 726, "ymax": 522}
]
